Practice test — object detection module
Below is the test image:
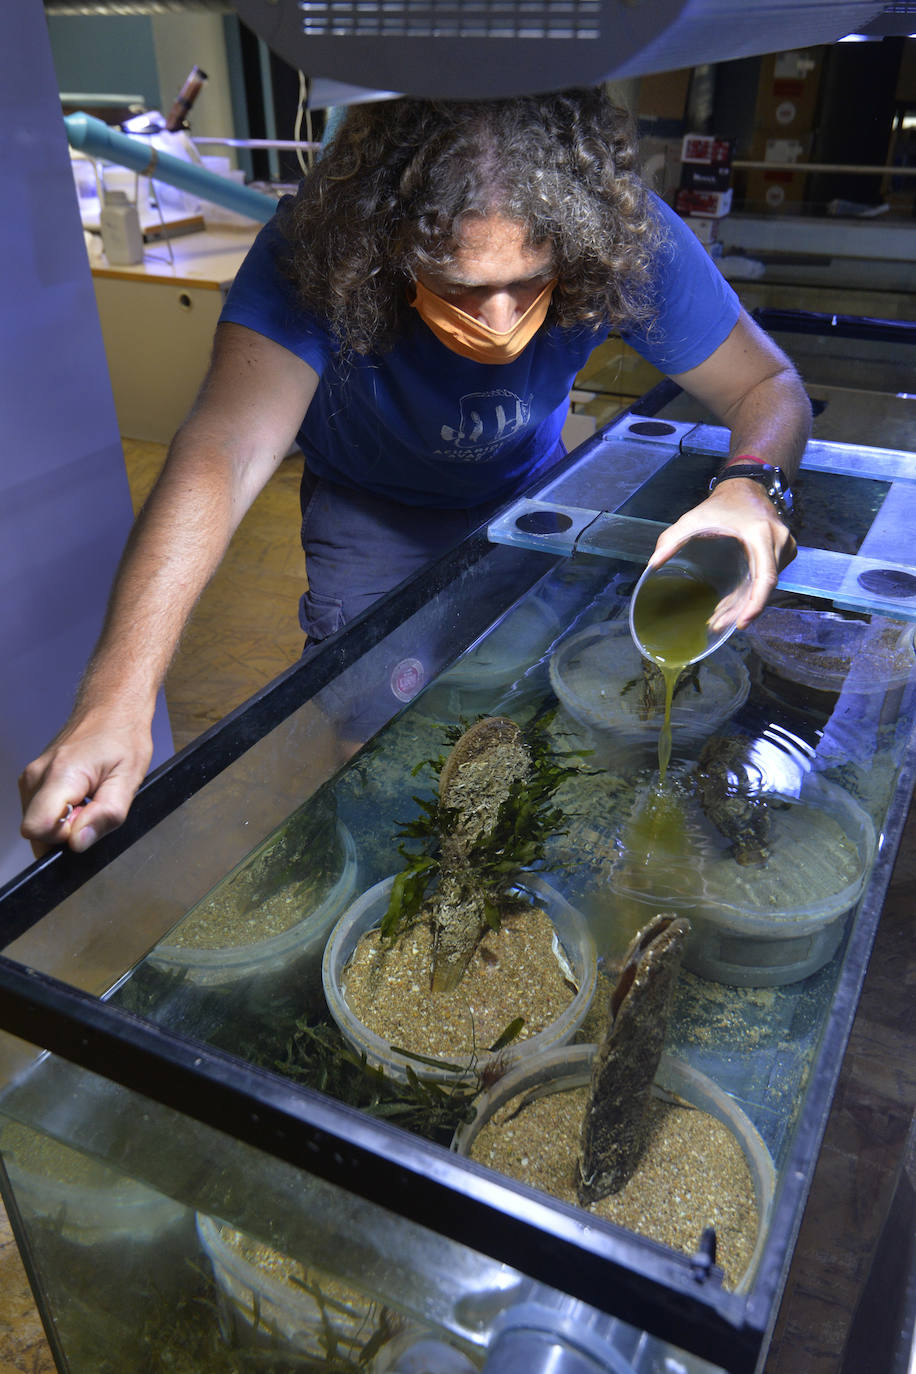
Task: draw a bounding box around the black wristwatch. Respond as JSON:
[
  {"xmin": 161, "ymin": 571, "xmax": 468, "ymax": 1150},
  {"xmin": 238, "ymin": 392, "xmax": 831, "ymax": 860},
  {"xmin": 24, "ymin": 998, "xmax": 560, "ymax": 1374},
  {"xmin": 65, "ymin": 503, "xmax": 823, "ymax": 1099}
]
[{"xmin": 708, "ymin": 461, "xmax": 794, "ymax": 523}]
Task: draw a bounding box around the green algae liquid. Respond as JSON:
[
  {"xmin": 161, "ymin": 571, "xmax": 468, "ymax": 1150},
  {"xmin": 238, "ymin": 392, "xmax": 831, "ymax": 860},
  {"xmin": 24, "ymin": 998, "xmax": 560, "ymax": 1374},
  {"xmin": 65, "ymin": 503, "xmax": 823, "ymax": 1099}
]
[
  {"xmin": 601, "ymin": 783, "xmax": 699, "ymax": 962},
  {"xmin": 632, "ymin": 570, "xmax": 720, "ymax": 782}
]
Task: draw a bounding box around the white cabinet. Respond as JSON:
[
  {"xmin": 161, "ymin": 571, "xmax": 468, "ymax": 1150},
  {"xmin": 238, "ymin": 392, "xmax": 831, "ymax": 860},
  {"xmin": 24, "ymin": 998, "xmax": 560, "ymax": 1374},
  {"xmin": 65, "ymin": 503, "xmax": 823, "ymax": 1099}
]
[{"xmin": 91, "ymin": 227, "xmax": 258, "ymax": 442}]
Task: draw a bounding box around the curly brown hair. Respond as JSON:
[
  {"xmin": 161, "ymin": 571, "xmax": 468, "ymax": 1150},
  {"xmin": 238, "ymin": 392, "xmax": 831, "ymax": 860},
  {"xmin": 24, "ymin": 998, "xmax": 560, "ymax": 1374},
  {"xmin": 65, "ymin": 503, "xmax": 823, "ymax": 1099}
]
[{"xmin": 278, "ymin": 87, "xmax": 667, "ymax": 356}]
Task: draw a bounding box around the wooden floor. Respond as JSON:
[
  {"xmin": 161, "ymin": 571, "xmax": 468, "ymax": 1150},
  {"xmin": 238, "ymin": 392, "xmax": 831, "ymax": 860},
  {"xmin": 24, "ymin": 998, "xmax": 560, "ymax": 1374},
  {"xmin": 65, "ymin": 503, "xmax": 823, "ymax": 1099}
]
[{"xmin": 1, "ymin": 435, "xmax": 914, "ymax": 1373}]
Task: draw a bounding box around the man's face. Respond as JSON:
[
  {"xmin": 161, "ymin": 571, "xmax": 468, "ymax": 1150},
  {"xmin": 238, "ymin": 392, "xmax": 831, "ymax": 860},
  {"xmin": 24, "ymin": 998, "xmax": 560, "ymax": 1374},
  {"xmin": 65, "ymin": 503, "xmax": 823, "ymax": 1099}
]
[{"xmin": 415, "ymin": 214, "xmax": 555, "ymax": 334}]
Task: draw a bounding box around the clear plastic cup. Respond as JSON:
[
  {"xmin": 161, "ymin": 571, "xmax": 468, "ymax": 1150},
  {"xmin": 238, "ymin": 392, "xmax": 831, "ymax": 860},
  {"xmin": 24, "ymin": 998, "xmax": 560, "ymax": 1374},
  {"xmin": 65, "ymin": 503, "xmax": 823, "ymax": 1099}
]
[{"xmin": 629, "ymin": 531, "xmax": 751, "ymax": 669}]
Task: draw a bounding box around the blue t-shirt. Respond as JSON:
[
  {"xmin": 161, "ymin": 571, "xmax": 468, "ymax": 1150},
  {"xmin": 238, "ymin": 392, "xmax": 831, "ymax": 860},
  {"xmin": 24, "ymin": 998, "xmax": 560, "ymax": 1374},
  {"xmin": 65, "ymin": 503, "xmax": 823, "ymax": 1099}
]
[{"xmin": 220, "ymin": 194, "xmax": 740, "ymax": 510}]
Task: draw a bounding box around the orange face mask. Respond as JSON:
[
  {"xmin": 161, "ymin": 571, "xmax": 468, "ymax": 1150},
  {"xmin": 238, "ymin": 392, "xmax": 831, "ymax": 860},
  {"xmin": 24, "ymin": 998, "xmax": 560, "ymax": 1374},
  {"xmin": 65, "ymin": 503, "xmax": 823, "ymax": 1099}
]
[{"xmin": 411, "ymin": 277, "xmax": 557, "ymax": 365}]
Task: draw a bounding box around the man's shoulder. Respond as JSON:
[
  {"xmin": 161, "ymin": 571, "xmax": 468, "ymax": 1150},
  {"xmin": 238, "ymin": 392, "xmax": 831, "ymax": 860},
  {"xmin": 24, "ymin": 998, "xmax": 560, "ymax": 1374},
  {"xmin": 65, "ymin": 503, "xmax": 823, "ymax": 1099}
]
[{"xmin": 221, "ymin": 207, "xmax": 335, "ymax": 367}]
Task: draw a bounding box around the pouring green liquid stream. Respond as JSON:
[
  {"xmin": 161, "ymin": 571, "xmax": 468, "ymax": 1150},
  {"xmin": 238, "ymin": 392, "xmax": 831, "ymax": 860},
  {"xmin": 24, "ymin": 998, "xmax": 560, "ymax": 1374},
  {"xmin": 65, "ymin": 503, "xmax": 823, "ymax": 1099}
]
[
  {"xmin": 599, "ymin": 568, "xmax": 721, "ymax": 961},
  {"xmin": 599, "ymin": 545, "xmax": 744, "ymax": 962},
  {"xmin": 630, "ymin": 569, "xmax": 721, "ymax": 783}
]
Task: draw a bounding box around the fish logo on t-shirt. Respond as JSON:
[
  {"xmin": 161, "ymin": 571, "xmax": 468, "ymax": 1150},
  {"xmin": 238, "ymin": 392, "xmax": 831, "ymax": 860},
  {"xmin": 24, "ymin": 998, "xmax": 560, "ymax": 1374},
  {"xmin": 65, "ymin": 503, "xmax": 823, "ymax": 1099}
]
[{"xmin": 439, "ymin": 389, "xmax": 532, "ymax": 457}]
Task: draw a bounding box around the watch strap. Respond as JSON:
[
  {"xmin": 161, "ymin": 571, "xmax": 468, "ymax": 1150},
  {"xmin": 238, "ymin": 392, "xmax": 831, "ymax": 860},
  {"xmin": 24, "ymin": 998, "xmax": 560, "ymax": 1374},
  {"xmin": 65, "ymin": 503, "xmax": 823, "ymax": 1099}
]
[{"xmin": 709, "ymin": 462, "xmax": 794, "ymax": 522}]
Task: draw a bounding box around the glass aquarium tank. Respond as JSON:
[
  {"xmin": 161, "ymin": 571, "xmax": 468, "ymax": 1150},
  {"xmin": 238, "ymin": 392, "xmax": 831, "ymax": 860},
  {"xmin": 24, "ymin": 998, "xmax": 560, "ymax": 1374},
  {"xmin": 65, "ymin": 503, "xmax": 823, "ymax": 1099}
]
[{"xmin": 1, "ymin": 313, "xmax": 915, "ymax": 1374}]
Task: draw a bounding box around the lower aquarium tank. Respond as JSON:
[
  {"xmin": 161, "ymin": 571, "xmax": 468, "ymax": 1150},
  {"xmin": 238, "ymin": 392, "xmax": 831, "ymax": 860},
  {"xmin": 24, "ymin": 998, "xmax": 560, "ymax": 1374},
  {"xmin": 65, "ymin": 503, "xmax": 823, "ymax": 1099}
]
[{"xmin": 2, "ymin": 313, "xmax": 916, "ymax": 1374}]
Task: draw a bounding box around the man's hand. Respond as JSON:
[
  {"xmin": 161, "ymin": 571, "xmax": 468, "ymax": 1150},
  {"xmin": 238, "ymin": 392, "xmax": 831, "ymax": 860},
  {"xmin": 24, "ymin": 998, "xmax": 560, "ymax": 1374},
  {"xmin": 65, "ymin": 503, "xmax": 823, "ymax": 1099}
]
[
  {"xmin": 647, "ymin": 478, "xmax": 797, "ymax": 631},
  {"xmin": 19, "ymin": 711, "xmax": 153, "ymax": 857}
]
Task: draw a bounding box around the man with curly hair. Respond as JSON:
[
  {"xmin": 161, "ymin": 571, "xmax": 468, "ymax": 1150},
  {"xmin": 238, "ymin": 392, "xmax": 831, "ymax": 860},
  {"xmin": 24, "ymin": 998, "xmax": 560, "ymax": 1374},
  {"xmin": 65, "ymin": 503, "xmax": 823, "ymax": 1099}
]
[{"xmin": 21, "ymin": 88, "xmax": 810, "ymax": 853}]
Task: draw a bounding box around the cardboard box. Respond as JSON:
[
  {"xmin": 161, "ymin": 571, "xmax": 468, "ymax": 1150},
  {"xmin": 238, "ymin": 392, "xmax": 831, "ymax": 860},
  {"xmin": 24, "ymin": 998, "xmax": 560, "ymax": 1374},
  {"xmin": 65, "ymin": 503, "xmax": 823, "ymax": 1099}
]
[
  {"xmin": 747, "ymin": 131, "xmax": 814, "ymax": 165},
  {"xmin": 680, "ymin": 162, "xmax": 732, "ymax": 192},
  {"xmin": 733, "ymin": 129, "xmax": 813, "ymax": 211},
  {"xmin": 738, "ymin": 167, "xmax": 809, "ymax": 211},
  {"xmin": 681, "ymin": 134, "xmax": 733, "ymax": 167},
  {"xmin": 675, "ymin": 186, "xmax": 733, "ymax": 218},
  {"xmin": 773, "ymin": 50, "xmax": 820, "ymax": 79},
  {"xmin": 760, "ymin": 137, "xmax": 809, "ymax": 165},
  {"xmin": 638, "ymin": 69, "xmax": 692, "ymax": 123},
  {"xmin": 679, "ymin": 132, "xmax": 732, "ymax": 195},
  {"xmin": 754, "ymin": 48, "xmax": 824, "ymax": 135}
]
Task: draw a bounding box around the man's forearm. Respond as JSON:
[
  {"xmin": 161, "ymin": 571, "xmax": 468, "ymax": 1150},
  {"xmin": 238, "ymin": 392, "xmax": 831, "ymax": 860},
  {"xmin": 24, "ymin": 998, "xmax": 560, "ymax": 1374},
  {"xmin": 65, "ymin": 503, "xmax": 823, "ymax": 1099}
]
[
  {"xmin": 657, "ymin": 320, "xmax": 811, "ymax": 624},
  {"xmin": 20, "ymin": 321, "xmax": 316, "ymax": 855},
  {"xmin": 670, "ymin": 310, "xmax": 813, "ymax": 485},
  {"xmin": 75, "ymin": 428, "xmax": 264, "ymax": 724},
  {"xmin": 719, "ymin": 366, "xmax": 812, "ymax": 482}
]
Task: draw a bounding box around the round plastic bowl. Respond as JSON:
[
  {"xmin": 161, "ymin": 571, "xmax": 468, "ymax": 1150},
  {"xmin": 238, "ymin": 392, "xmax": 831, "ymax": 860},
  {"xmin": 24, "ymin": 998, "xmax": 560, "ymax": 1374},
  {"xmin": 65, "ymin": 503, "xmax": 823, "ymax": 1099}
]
[
  {"xmin": 150, "ymin": 821, "xmax": 358, "ymax": 988},
  {"xmin": 549, "ymin": 620, "xmax": 750, "ymax": 751},
  {"xmin": 682, "ymin": 777, "xmax": 877, "ymax": 987},
  {"xmin": 452, "ymin": 1044, "xmax": 775, "ymax": 1296},
  {"xmin": 2, "ymin": 1140, "xmax": 185, "ymax": 1247},
  {"xmin": 196, "ymin": 1214, "xmax": 410, "ymax": 1364},
  {"xmin": 746, "ymin": 608, "xmax": 916, "ymax": 697},
  {"xmin": 420, "ymin": 594, "xmax": 561, "ymax": 721},
  {"xmin": 322, "ymin": 872, "xmax": 597, "ymax": 1083}
]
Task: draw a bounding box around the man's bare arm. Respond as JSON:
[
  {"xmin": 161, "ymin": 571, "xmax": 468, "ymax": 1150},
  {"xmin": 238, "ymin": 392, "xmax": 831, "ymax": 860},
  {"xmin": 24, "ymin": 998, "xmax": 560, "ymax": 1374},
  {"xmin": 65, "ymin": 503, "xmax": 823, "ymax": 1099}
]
[
  {"xmin": 20, "ymin": 323, "xmax": 319, "ymax": 854},
  {"xmin": 648, "ymin": 308, "xmax": 812, "ymax": 625}
]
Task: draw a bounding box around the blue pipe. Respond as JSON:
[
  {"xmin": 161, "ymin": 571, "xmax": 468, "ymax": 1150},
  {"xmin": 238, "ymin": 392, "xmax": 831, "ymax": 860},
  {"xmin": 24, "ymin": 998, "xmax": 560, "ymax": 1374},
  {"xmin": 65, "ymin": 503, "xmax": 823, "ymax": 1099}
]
[{"xmin": 64, "ymin": 112, "xmax": 277, "ymax": 225}]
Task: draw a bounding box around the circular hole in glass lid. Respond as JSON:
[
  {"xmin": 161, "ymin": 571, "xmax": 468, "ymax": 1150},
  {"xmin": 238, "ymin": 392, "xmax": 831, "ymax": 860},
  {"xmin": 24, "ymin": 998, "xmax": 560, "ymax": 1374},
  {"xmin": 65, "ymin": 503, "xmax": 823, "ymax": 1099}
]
[
  {"xmin": 628, "ymin": 420, "xmax": 677, "ymax": 436},
  {"xmin": 515, "ymin": 510, "xmax": 574, "ymax": 535},
  {"xmin": 857, "ymin": 568, "xmax": 916, "ymax": 598}
]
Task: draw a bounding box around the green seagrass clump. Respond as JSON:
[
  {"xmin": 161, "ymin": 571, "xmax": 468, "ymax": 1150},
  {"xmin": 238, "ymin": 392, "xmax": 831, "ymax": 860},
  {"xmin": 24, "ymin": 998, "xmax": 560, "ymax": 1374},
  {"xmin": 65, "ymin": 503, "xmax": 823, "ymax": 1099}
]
[{"xmin": 380, "ymin": 711, "xmax": 585, "ymax": 990}]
